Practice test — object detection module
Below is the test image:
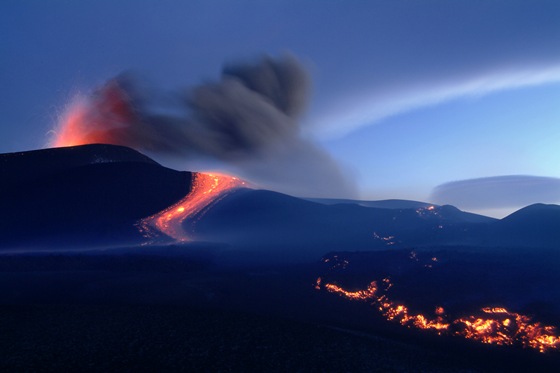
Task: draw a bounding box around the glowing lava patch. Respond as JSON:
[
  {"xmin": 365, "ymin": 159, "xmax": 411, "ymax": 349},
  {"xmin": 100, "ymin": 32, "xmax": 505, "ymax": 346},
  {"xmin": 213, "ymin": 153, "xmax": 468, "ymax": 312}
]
[
  {"xmin": 316, "ymin": 272, "xmax": 560, "ymax": 353},
  {"xmin": 138, "ymin": 172, "xmax": 246, "ymax": 242}
]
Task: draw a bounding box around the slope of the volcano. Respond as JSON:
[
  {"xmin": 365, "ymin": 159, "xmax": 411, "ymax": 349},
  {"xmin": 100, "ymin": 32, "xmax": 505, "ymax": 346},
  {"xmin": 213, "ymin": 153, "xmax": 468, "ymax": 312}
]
[
  {"xmin": 308, "ymin": 199, "xmax": 496, "ymax": 224},
  {"xmin": 190, "ymin": 189, "xmax": 496, "ymax": 261},
  {"xmin": 0, "ymin": 145, "xmax": 192, "ymax": 248}
]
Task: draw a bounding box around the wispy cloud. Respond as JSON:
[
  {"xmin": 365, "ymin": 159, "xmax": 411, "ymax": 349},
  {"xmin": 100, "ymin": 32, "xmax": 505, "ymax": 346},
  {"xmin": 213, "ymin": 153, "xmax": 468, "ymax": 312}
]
[{"xmin": 314, "ymin": 63, "xmax": 560, "ymax": 139}]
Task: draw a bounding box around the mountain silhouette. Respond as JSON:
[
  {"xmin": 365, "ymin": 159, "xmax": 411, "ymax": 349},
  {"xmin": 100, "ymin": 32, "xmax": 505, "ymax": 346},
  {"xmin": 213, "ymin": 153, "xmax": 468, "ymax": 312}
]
[
  {"xmin": 492, "ymin": 203, "xmax": 560, "ymax": 247},
  {"xmin": 0, "ymin": 145, "xmax": 557, "ymax": 256},
  {"xmin": 0, "ymin": 144, "xmax": 191, "ymax": 247},
  {"xmin": 191, "ymin": 189, "xmax": 498, "ymax": 260}
]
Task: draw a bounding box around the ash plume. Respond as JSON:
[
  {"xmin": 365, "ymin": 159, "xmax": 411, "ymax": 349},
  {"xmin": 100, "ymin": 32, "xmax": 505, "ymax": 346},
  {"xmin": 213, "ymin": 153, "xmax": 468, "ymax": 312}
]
[{"xmin": 53, "ymin": 55, "xmax": 355, "ymax": 198}]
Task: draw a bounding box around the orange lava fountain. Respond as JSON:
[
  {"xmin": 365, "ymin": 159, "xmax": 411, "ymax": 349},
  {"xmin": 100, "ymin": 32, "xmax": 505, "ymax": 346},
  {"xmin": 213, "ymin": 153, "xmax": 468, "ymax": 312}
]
[
  {"xmin": 51, "ymin": 83, "xmax": 137, "ymax": 148},
  {"xmin": 316, "ymin": 276, "xmax": 560, "ymax": 353},
  {"xmin": 138, "ymin": 172, "xmax": 245, "ymax": 242}
]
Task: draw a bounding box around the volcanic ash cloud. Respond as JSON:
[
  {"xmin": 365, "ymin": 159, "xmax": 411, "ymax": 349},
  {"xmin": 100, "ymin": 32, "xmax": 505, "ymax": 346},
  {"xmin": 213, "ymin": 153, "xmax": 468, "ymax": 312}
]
[{"xmin": 53, "ymin": 55, "xmax": 356, "ymax": 198}]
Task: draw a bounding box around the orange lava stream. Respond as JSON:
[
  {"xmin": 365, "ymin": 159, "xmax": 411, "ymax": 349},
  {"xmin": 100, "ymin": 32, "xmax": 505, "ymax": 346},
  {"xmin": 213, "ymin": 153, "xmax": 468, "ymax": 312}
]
[
  {"xmin": 318, "ymin": 278, "xmax": 377, "ymax": 301},
  {"xmin": 317, "ymin": 277, "xmax": 560, "ymax": 352},
  {"xmin": 139, "ymin": 172, "xmax": 245, "ymax": 242},
  {"xmin": 455, "ymin": 309, "xmax": 560, "ymax": 353}
]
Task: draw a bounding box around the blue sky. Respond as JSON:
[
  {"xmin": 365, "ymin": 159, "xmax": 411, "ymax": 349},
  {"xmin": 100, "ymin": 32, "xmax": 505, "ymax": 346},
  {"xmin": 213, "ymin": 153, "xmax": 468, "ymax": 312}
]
[{"xmin": 2, "ymin": 0, "xmax": 559, "ymax": 216}]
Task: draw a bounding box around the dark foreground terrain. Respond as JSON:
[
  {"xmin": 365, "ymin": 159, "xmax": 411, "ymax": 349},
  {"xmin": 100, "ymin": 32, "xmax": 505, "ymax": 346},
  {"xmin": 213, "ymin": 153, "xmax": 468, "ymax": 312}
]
[
  {"xmin": 1, "ymin": 246, "xmax": 559, "ymax": 372},
  {"xmin": 0, "ymin": 304, "xmax": 484, "ymax": 372},
  {"xmin": 2, "ymin": 145, "xmax": 560, "ymax": 371}
]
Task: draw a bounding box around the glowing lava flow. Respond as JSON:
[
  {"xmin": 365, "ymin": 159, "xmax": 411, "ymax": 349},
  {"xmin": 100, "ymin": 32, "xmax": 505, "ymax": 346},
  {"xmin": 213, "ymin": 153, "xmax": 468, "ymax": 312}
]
[
  {"xmin": 316, "ymin": 276, "xmax": 560, "ymax": 352},
  {"xmin": 455, "ymin": 308, "xmax": 560, "ymax": 353},
  {"xmin": 139, "ymin": 172, "xmax": 246, "ymax": 242}
]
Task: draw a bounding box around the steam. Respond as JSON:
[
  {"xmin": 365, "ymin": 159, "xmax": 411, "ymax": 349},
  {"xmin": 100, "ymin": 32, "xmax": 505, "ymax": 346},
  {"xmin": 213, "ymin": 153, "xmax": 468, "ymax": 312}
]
[{"xmin": 54, "ymin": 55, "xmax": 356, "ymax": 198}]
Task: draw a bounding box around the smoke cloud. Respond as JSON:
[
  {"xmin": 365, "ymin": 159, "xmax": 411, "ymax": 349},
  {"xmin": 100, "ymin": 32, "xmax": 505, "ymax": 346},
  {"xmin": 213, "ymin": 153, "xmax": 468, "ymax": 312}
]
[{"xmin": 53, "ymin": 55, "xmax": 356, "ymax": 198}]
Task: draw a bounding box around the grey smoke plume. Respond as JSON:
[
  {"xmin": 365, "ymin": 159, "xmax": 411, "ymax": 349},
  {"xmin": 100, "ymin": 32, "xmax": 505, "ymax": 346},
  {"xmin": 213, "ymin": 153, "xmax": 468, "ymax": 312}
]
[{"xmin": 59, "ymin": 55, "xmax": 355, "ymax": 198}]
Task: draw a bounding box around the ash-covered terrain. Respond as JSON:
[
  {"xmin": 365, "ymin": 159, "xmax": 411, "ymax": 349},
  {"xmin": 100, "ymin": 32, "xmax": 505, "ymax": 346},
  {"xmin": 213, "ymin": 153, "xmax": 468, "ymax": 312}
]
[{"xmin": 1, "ymin": 144, "xmax": 559, "ymax": 371}]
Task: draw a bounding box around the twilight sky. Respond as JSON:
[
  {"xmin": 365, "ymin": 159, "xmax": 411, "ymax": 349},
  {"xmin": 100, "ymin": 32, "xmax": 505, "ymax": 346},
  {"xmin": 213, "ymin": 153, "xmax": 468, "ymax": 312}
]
[{"xmin": 2, "ymin": 0, "xmax": 559, "ymax": 217}]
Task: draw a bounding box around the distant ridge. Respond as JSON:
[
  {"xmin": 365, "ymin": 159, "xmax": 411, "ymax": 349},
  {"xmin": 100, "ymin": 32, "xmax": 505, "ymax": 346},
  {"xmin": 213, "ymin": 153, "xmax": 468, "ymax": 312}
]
[
  {"xmin": 193, "ymin": 189, "xmax": 501, "ymax": 260},
  {"xmin": 501, "ymin": 203, "xmax": 560, "ymax": 223},
  {"xmin": 306, "ymin": 198, "xmax": 434, "ymax": 210},
  {"xmin": 493, "ymin": 203, "xmax": 560, "ymax": 247},
  {"xmin": 306, "ymin": 198, "xmax": 494, "ymax": 223}
]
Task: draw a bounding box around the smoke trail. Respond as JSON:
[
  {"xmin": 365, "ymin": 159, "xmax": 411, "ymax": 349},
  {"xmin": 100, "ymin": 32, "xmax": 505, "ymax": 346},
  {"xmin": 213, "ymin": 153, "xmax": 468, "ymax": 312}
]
[{"xmin": 52, "ymin": 55, "xmax": 356, "ymax": 198}]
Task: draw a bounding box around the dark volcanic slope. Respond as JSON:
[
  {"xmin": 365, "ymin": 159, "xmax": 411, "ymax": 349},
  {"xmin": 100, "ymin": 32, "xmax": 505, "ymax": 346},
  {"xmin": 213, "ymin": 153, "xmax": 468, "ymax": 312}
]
[
  {"xmin": 191, "ymin": 189, "xmax": 498, "ymax": 261},
  {"xmin": 0, "ymin": 144, "xmax": 192, "ymax": 247},
  {"xmin": 192, "ymin": 189, "xmax": 559, "ymax": 261},
  {"xmin": 493, "ymin": 203, "xmax": 560, "ymax": 247}
]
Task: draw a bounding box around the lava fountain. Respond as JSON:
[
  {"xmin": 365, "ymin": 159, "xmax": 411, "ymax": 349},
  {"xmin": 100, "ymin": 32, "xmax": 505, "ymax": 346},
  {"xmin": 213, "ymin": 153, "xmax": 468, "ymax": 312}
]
[{"xmin": 51, "ymin": 82, "xmax": 137, "ymax": 148}]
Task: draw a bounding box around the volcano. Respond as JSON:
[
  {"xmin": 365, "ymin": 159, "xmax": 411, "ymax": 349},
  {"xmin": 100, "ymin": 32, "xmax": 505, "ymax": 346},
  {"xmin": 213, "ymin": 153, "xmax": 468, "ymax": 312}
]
[
  {"xmin": 0, "ymin": 144, "xmax": 192, "ymax": 247},
  {"xmin": 0, "ymin": 143, "xmax": 542, "ymax": 251},
  {"xmin": 1, "ymin": 144, "xmax": 560, "ymax": 371}
]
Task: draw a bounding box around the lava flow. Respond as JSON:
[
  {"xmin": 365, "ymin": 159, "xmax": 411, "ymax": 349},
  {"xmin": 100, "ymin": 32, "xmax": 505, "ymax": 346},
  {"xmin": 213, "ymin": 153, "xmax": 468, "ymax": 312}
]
[
  {"xmin": 138, "ymin": 172, "xmax": 245, "ymax": 242},
  {"xmin": 316, "ymin": 275, "xmax": 560, "ymax": 353}
]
